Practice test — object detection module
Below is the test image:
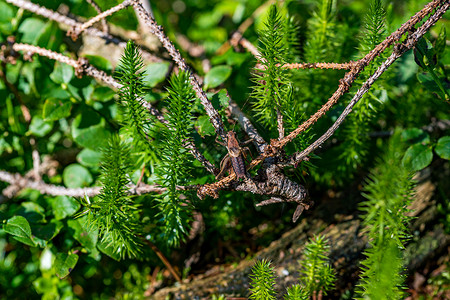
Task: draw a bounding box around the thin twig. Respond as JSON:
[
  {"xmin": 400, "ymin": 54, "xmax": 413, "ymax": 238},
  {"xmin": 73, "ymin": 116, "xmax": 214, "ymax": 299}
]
[
  {"xmin": 131, "ymin": 0, "xmax": 227, "ymax": 141},
  {"xmin": 30, "ymin": 140, "xmax": 40, "ymax": 180},
  {"xmin": 0, "ymin": 59, "xmax": 31, "ymax": 122},
  {"xmin": 68, "ymin": 0, "xmax": 132, "ymax": 40},
  {"xmin": 238, "ymin": 37, "xmax": 262, "ymax": 60},
  {"xmin": 86, "ymin": 0, "xmax": 109, "ymax": 33},
  {"xmin": 0, "ymin": 170, "xmax": 101, "ymax": 197},
  {"xmin": 276, "ymin": 107, "xmax": 285, "ymax": 140},
  {"xmin": 227, "ymin": 92, "xmax": 268, "ymax": 153},
  {"xmin": 9, "ymin": 43, "xmax": 217, "ymax": 175},
  {"xmin": 134, "ymin": 0, "xmax": 154, "ymax": 32},
  {"xmin": 216, "ymin": 0, "xmax": 276, "ymax": 55},
  {"xmin": 0, "ymin": 170, "xmax": 197, "ymax": 198},
  {"xmin": 5, "ymin": 0, "xmax": 161, "ymax": 62},
  {"xmin": 143, "ymin": 239, "xmax": 181, "ymax": 282},
  {"xmin": 280, "ymin": 61, "xmax": 356, "ymax": 70}
]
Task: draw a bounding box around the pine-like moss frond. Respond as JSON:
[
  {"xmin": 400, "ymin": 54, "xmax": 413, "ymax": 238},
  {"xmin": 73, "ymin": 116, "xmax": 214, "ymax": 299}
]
[
  {"xmin": 355, "ymin": 131, "xmax": 414, "ymax": 299},
  {"xmin": 249, "ymin": 259, "xmax": 277, "ymax": 300},
  {"xmin": 284, "ymin": 284, "xmax": 309, "ymax": 300},
  {"xmin": 285, "ymin": 15, "xmax": 301, "ymax": 61},
  {"xmin": 359, "ymin": 0, "xmax": 387, "ymax": 54},
  {"xmin": 336, "ymin": 0, "xmax": 388, "ymax": 179},
  {"xmin": 115, "ymin": 41, "xmax": 153, "ymax": 160},
  {"xmin": 157, "ymin": 71, "xmax": 195, "ymax": 246},
  {"xmin": 252, "ymin": 4, "xmax": 292, "ymax": 128},
  {"xmin": 299, "ymin": 235, "xmax": 336, "ymax": 297},
  {"xmin": 83, "ymin": 135, "xmax": 144, "ymax": 259},
  {"xmin": 358, "ymin": 239, "xmax": 404, "ymax": 300},
  {"xmin": 304, "ymin": 0, "xmax": 337, "ymax": 62}
]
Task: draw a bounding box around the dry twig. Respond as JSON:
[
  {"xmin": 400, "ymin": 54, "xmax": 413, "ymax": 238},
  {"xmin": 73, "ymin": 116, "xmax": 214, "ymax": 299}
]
[
  {"xmin": 86, "ymin": 0, "xmax": 109, "ymax": 33},
  {"xmin": 5, "ymin": 0, "xmax": 161, "ymax": 62},
  {"xmin": 0, "ymin": 169, "xmax": 197, "ymax": 199},
  {"xmin": 226, "ymin": 92, "xmax": 268, "ymax": 153},
  {"xmin": 67, "ymin": 0, "xmax": 132, "ymax": 40}
]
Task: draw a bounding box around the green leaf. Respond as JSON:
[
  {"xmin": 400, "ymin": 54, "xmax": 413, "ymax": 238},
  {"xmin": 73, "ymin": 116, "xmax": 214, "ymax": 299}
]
[
  {"xmin": 33, "ymin": 276, "xmax": 58, "ymax": 296},
  {"xmin": 402, "ymin": 143, "xmax": 433, "ymax": 171},
  {"xmin": 92, "ymin": 86, "xmax": 115, "ymax": 102},
  {"xmin": 71, "ymin": 112, "xmax": 111, "ymax": 150},
  {"xmin": 435, "ymin": 136, "xmax": 450, "ymax": 160},
  {"xmin": 54, "ymin": 252, "xmax": 79, "ymax": 279},
  {"xmin": 18, "ymin": 18, "xmax": 46, "ymax": 44},
  {"xmin": 42, "ymin": 85, "xmax": 71, "ymax": 100},
  {"xmin": 36, "ymin": 21, "xmax": 62, "ymax": 51},
  {"xmin": 77, "ymin": 148, "xmax": 102, "ymax": 167},
  {"xmin": 97, "ymin": 237, "xmax": 121, "ymax": 261},
  {"xmin": 212, "ymin": 51, "xmax": 249, "ymax": 66},
  {"xmin": 143, "ymin": 62, "xmax": 170, "ymax": 87},
  {"xmin": 204, "ymin": 65, "xmax": 232, "ymax": 89},
  {"xmin": 83, "ymin": 55, "xmax": 112, "ymax": 72},
  {"xmin": 397, "ymin": 51, "xmax": 418, "ymax": 83},
  {"xmin": 50, "ymin": 62, "xmax": 74, "ymax": 84},
  {"xmin": 400, "ymin": 128, "xmax": 430, "ymax": 144},
  {"xmin": 414, "ymin": 37, "xmax": 435, "ymax": 68},
  {"xmin": 3, "ymin": 216, "xmax": 37, "ymax": 247},
  {"xmin": 43, "ymin": 98, "xmax": 72, "ymax": 121},
  {"xmin": 417, "ymin": 73, "xmax": 440, "ymax": 93},
  {"xmin": 211, "ymin": 89, "xmax": 229, "ymax": 110},
  {"xmin": 0, "ymin": 2, "xmax": 15, "ymax": 34},
  {"xmin": 195, "ymin": 115, "xmax": 215, "ymax": 137},
  {"xmin": 434, "ymin": 26, "xmax": 446, "ymax": 60},
  {"xmin": 29, "ymin": 116, "xmax": 53, "ymax": 137},
  {"xmin": 48, "ymin": 196, "xmax": 81, "ymax": 220},
  {"xmin": 32, "ymin": 221, "xmax": 63, "ymax": 246},
  {"xmin": 63, "ymin": 164, "xmax": 93, "ymax": 188},
  {"xmin": 72, "ymin": 123, "xmax": 110, "ymax": 150},
  {"xmin": 16, "ymin": 202, "xmax": 46, "ymax": 223},
  {"xmin": 67, "ymin": 217, "xmax": 98, "ymax": 250}
]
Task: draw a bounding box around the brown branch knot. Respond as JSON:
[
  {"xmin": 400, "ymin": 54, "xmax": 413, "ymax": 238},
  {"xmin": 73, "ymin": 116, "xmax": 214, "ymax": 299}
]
[
  {"xmin": 233, "ymin": 164, "xmax": 312, "ymax": 222},
  {"xmin": 75, "ymin": 57, "xmax": 90, "ymax": 78},
  {"xmin": 0, "ymin": 36, "xmax": 19, "ymax": 64},
  {"xmin": 67, "ymin": 26, "xmax": 82, "ymax": 41}
]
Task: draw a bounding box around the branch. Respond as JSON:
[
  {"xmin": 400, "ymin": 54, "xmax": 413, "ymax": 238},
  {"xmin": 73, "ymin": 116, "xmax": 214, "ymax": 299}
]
[
  {"xmin": 85, "ymin": 0, "xmax": 109, "ymax": 33},
  {"xmin": 131, "ymin": 0, "xmax": 227, "ymax": 141},
  {"xmin": 234, "ymin": 164, "xmax": 312, "ymax": 222},
  {"xmin": 216, "ymin": 0, "xmax": 276, "ymax": 55},
  {"xmin": 227, "ymin": 92, "xmax": 268, "ymax": 153},
  {"xmin": 5, "ymin": 0, "xmax": 161, "ymax": 62},
  {"xmin": 0, "ymin": 170, "xmax": 101, "ymax": 198},
  {"xmin": 236, "ymin": 36, "xmax": 262, "ymax": 61},
  {"xmin": 276, "ymin": 108, "xmax": 285, "ymax": 140},
  {"xmin": 280, "ymin": 61, "xmax": 356, "ymax": 70},
  {"xmin": 0, "ymin": 170, "xmax": 197, "ymax": 199},
  {"xmin": 143, "ymin": 239, "xmax": 181, "ymax": 282},
  {"xmin": 67, "ymin": 0, "xmax": 132, "ymax": 40}
]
